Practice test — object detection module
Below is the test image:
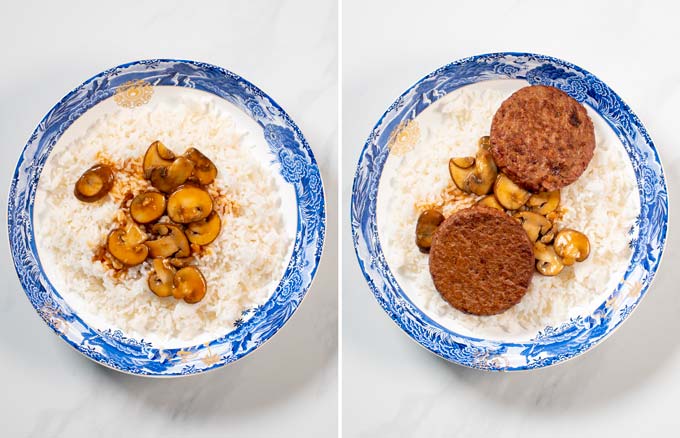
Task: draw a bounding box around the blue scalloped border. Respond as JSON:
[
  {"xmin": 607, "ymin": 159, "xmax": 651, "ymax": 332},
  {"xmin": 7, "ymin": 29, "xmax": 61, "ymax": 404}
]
[
  {"xmin": 7, "ymin": 59, "xmax": 325, "ymax": 376},
  {"xmin": 351, "ymin": 52, "xmax": 668, "ymax": 371}
]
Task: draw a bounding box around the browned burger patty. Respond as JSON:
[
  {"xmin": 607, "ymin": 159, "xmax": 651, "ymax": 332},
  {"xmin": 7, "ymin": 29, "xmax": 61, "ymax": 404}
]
[
  {"xmin": 429, "ymin": 206, "xmax": 534, "ymax": 316},
  {"xmin": 490, "ymin": 85, "xmax": 595, "ymax": 192}
]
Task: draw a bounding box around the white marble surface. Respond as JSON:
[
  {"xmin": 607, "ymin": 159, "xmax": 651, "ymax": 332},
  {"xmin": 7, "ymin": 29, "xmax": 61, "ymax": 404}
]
[
  {"xmin": 343, "ymin": 1, "xmax": 680, "ymax": 436},
  {"xmin": 0, "ymin": 1, "xmax": 337, "ymax": 437}
]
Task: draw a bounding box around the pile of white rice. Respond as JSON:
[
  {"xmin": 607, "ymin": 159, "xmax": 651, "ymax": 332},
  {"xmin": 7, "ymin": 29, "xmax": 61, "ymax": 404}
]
[
  {"xmin": 34, "ymin": 99, "xmax": 290, "ymax": 346},
  {"xmin": 377, "ymin": 85, "xmax": 640, "ymax": 340}
]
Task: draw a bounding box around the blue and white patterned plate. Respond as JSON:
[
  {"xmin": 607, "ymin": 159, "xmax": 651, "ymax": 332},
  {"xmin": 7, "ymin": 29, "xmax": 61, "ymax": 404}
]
[
  {"xmin": 8, "ymin": 59, "xmax": 325, "ymax": 376},
  {"xmin": 351, "ymin": 52, "xmax": 668, "ymax": 371}
]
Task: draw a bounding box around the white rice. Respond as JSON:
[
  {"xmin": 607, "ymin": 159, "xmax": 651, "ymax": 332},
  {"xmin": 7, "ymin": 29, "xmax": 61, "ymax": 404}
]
[
  {"xmin": 34, "ymin": 99, "xmax": 290, "ymax": 347},
  {"xmin": 377, "ymin": 84, "xmax": 640, "ymax": 340}
]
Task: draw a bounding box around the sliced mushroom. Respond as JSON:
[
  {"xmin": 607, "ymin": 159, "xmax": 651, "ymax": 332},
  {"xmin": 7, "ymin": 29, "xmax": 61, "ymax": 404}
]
[
  {"xmin": 494, "ymin": 174, "xmax": 531, "ymax": 210},
  {"xmin": 130, "ymin": 191, "xmax": 166, "ymax": 224},
  {"xmin": 173, "ymin": 266, "xmax": 207, "ymax": 304},
  {"xmin": 514, "ymin": 211, "xmax": 552, "ymax": 243},
  {"xmin": 449, "ymin": 148, "xmax": 498, "ymax": 195},
  {"xmin": 476, "ymin": 195, "xmax": 504, "ymax": 211},
  {"xmin": 534, "ymin": 242, "xmax": 564, "ymax": 276},
  {"xmin": 149, "ymin": 156, "xmax": 194, "ymax": 193},
  {"xmin": 527, "ymin": 190, "xmax": 561, "ymax": 215},
  {"xmin": 449, "ymin": 159, "xmax": 471, "ymax": 190},
  {"xmin": 106, "ymin": 223, "xmax": 149, "ymax": 266},
  {"xmin": 169, "ymin": 256, "xmax": 195, "ymax": 268},
  {"xmin": 478, "ymin": 136, "xmax": 491, "ymax": 150},
  {"xmin": 451, "ymin": 156, "xmax": 475, "ymax": 169},
  {"xmin": 540, "ymin": 222, "xmax": 558, "ymax": 244},
  {"xmin": 185, "ymin": 212, "xmax": 222, "ymax": 245},
  {"xmin": 74, "ymin": 164, "xmax": 114, "ymax": 202},
  {"xmin": 143, "ymin": 141, "xmax": 176, "ymax": 178},
  {"xmin": 184, "ymin": 147, "xmax": 218, "ymax": 185},
  {"xmin": 415, "ymin": 209, "xmax": 445, "ymax": 253},
  {"xmin": 554, "ymin": 229, "xmax": 590, "ymax": 266},
  {"xmin": 147, "ymin": 258, "xmax": 176, "ymax": 297},
  {"xmin": 167, "ymin": 185, "xmax": 213, "ymax": 223},
  {"xmin": 145, "ymin": 223, "xmax": 191, "ymax": 258}
]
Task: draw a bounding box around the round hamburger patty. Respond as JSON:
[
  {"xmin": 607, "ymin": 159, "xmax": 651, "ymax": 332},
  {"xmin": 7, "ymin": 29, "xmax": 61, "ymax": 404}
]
[
  {"xmin": 429, "ymin": 206, "xmax": 534, "ymax": 316},
  {"xmin": 490, "ymin": 85, "xmax": 595, "ymax": 192}
]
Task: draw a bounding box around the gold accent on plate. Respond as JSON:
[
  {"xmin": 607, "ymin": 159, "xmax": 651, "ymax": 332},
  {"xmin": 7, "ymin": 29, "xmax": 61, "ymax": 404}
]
[
  {"xmin": 176, "ymin": 343, "xmax": 220, "ymax": 366},
  {"xmin": 388, "ymin": 120, "xmax": 420, "ymax": 156},
  {"xmin": 176, "ymin": 350, "xmax": 197, "ymax": 363},
  {"xmin": 626, "ymin": 280, "xmax": 643, "ymax": 299},
  {"xmin": 114, "ymin": 79, "xmax": 153, "ymax": 108},
  {"xmin": 606, "ymin": 280, "xmax": 643, "ymax": 309},
  {"xmin": 39, "ymin": 306, "xmax": 67, "ymax": 334},
  {"xmin": 200, "ymin": 344, "xmax": 220, "ymax": 366}
]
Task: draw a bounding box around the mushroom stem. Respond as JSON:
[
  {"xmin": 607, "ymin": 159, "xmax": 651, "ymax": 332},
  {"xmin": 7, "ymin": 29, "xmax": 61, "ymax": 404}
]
[
  {"xmin": 528, "ymin": 190, "xmax": 561, "ymax": 215},
  {"xmin": 534, "ymin": 242, "xmax": 564, "ymax": 276},
  {"xmin": 514, "ymin": 211, "xmax": 552, "ymax": 243},
  {"xmin": 148, "ymin": 259, "xmax": 176, "ymax": 297}
]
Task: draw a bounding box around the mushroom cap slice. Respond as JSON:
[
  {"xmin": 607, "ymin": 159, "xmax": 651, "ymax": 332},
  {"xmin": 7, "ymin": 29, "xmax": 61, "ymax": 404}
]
[
  {"xmin": 415, "ymin": 209, "xmax": 445, "ymax": 253},
  {"xmin": 514, "ymin": 211, "xmax": 552, "ymax": 243},
  {"xmin": 147, "ymin": 258, "xmax": 176, "ymax": 297},
  {"xmin": 493, "ymin": 174, "xmax": 531, "ymax": 210},
  {"xmin": 449, "ymin": 149, "xmax": 498, "ymax": 196},
  {"xmin": 167, "ymin": 185, "xmax": 213, "ymax": 223},
  {"xmin": 527, "ymin": 190, "xmax": 561, "ymax": 215},
  {"xmin": 169, "ymin": 256, "xmax": 195, "ymax": 268},
  {"xmin": 534, "ymin": 242, "xmax": 564, "ymax": 276},
  {"xmin": 74, "ymin": 164, "xmax": 114, "ymax": 202},
  {"xmin": 478, "ymin": 136, "xmax": 491, "ymax": 150},
  {"xmin": 145, "ymin": 223, "xmax": 191, "ymax": 258},
  {"xmin": 130, "ymin": 191, "xmax": 166, "ymax": 224},
  {"xmin": 106, "ymin": 224, "xmax": 149, "ymax": 266},
  {"xmin": 554, "ymin": 229, "xmax": 590, "ymax": 265},
  {"xmin": 451, "ymin": 157, "xmax": 475, "ymax": 169},
  {"xmin": 540, "ymin": 222, "xmax": 558, "ymax": 244},
  {"xmin": 449, "ymin": 158, "xmax": 473, "ymax": 191},
  {"xmin": 149, "ymin": 157, "xmax": 194, "ymax": 193},
  {"xmin": 466, "ymin": 149, "xmax": 498, "ymax": 195},
  {"xmin": 173, "ymin": 266, "xmax": 207, "ymax": 304},
  {"xmin": 143, "ymin": 141, "xmax": 176, "ymax": 178},
  {"xmin": 184, "ymin": 147, "xmax": 217, "ymax": 185},
  {"xmin": 476, "ymin": 194, "xmax": 504, "ymax": 211},
  {"xmin": 185, "ymin": 212, "xmax": 222, "ymax": 245}
]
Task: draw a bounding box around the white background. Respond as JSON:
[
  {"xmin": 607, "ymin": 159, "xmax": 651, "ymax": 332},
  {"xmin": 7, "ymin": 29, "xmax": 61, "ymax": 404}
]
[
  {"xmin": 0, "ymin": 1, "xmax": 337, "ymax": 437},
  {"xmin": 343, "ymin": 1, "xmax": 680, "ymax": 437}
]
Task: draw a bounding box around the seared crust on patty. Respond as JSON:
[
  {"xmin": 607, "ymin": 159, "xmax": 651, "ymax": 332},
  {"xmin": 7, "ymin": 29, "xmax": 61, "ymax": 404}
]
[
  {"xmin": 490, "ymin": 85, "xmax": 595, "ymax": 192},
  {"xmin": 429, "ymin": 206, "xmax": 534, "ymax": 316}
]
